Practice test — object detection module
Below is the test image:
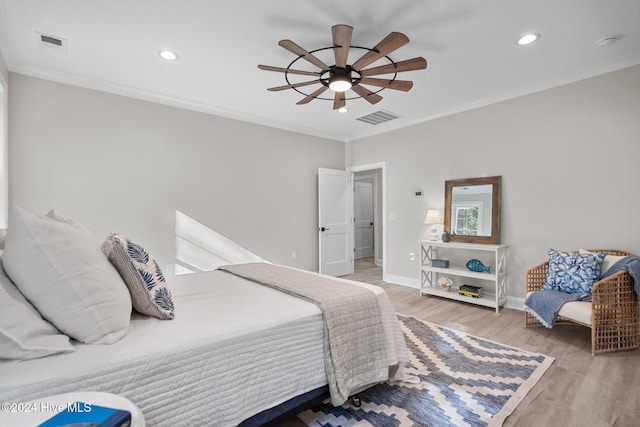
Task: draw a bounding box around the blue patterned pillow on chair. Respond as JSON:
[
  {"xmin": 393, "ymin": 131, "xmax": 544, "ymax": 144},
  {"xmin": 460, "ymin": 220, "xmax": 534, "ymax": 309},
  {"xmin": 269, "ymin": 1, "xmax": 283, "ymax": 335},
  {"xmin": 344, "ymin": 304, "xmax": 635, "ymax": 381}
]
[
  {"xmin": 102, "ymin": 233, "xmax": 174, "ymax": 319},
  {"xmin": 542, "ymin": 249, "xmax": 605, "ymax": 294}
]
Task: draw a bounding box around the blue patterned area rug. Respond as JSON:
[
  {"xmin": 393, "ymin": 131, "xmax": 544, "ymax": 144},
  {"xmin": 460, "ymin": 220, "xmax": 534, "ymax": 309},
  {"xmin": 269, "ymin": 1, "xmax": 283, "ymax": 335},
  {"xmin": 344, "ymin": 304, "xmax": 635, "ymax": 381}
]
[{"xmin": 297, "ymin": 314, "xmax": 553, "ymax": 427}]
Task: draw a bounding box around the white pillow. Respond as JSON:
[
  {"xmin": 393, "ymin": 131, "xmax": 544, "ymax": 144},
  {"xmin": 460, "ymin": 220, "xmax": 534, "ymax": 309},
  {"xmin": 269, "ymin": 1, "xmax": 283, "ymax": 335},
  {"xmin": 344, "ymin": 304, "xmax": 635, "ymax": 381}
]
[
  {"xmin": 0, "ymin": 255, "xmax": 75, "ymax": 359},
  {"xmin": 578, "ymin": 249, "xmax": 626, "ymax": 278},
  {"xmin": 2, "ymin": 206, "xmax": 132, "ymax": 344},
  {"xmin": 102, "ymin": 233, "xmax": 174, "ymax": 320}
]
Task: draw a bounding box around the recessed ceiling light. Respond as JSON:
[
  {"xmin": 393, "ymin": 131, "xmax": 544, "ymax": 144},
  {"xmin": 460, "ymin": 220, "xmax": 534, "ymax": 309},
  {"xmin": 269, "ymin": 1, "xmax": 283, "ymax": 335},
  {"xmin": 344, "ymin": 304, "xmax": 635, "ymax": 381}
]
[
  {"xmin": 337, "ymin": 106, "xmax": 348, "ymax": 113},
  {"xmin": 517, "ymin": 33, "xmax": 540, "ymax": 46},
  {"xmin": 158, "ymin": 50, "xmax": 179, "ymax": 61},
  {"xmin": 596, "ymin": 36, "xmax": 619, "ymax": 48}
]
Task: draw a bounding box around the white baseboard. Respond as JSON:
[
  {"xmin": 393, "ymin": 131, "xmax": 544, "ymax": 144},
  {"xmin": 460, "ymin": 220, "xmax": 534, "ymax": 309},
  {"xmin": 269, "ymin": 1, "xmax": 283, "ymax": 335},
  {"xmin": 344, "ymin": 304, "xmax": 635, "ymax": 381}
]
[
  {"xmin": 375, "ymin": 258, "xmax": 383, "ymax": 267},
  {"xmin": 384, "ymin": 274, "xmax": 420, "ymax": 289},
  {"xmin": 506, "ymin": 296, "xmax": 525, "ymax": 311}
]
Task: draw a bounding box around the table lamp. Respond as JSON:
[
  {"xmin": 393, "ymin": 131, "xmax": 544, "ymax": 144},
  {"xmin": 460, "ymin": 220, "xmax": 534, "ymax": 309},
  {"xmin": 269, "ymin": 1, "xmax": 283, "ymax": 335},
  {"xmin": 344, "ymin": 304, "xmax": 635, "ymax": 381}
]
[{"xmin": 424, "ymin": 209, "xmax": 443, "ymax": 241}]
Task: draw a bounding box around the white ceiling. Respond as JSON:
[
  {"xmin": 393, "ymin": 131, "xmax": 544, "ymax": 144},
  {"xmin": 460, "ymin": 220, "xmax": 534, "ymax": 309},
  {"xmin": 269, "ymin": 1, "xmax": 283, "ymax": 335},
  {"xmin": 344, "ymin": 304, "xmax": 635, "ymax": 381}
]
[{"xmin": 1, "ymin": 0, "xmax": 639, "ymax": 142}]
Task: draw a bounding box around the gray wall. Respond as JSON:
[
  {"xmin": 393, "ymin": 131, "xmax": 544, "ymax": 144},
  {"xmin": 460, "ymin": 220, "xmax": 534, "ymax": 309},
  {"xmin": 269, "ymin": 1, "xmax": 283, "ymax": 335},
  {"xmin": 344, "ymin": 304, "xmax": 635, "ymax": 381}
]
[
  {"xmin": 7, "ymin": 64, "xmax": 640, "ymax": 302},
  {"xmin": 0, "ymin": 51, "xmax": 7, "ymax": 229},
  {"xmin": 8, "ymin": 73, "xmax": 344, "ymax": 271},
  {"xmin": 349, "ymin": 65, "xmax": 640, "ymax": 300},
  {"xmin": 0, "ymin": 52, "xmax": 7, "ymax": 83}
]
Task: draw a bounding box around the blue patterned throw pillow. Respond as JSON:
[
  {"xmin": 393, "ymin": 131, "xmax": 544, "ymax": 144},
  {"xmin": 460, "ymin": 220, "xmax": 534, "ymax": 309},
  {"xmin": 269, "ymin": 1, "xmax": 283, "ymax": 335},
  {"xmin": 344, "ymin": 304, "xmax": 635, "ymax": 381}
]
[
  {"xmin": 542, "ymin": 249, "xmax": 605, "ymax": 294},
  {"xmin": 102, "ymin": 233, "xmax": 174, "ymax": 319}
]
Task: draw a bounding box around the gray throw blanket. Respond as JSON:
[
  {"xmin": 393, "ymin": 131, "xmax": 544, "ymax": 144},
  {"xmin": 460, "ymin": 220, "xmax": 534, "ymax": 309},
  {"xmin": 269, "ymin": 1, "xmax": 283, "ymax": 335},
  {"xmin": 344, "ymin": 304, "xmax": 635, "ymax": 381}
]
[
  {"xmin": 601, "ymin": 255, "xmax": 640, "ymax": 293},
  {"xmin": 524, "ymin": 290, "xmax": 590, "ymax": 328},
  {"xmin": 218, "ymin": 263, "xmax": 390, "ymax": 406}
]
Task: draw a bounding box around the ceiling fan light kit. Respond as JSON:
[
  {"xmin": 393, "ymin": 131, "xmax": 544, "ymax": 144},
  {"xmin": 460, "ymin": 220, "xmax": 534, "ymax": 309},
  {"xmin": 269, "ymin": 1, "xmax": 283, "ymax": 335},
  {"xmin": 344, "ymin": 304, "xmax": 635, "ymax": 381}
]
[
  {"xmin": 328, "ymin": 67, "xmax": 353, "ymax": 92},
  {"xmin": 258, "ymin": 24, "xmax": 427, "ymax": 110}
]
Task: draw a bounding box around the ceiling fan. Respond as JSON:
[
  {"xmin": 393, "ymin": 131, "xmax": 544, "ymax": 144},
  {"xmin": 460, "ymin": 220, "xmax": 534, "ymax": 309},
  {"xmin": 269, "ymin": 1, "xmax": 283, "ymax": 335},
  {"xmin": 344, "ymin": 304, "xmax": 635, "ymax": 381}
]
[{"xmin": 258, "ymin": 24, "xmax": 427, "ymax": 110}]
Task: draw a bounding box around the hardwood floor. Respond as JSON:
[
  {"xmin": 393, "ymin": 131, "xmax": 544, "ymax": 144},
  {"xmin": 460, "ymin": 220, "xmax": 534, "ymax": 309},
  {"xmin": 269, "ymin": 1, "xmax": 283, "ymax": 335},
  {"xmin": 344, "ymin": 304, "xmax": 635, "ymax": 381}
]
[{"xmin": 281, "ymin": 257, "xmax": 640, "ymax": 426}]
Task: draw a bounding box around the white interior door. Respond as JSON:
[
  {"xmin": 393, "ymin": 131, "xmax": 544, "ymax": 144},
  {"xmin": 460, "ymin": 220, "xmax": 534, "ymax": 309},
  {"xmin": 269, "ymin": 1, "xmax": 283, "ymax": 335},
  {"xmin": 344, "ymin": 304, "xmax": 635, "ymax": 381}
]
[
  {"xmin": 354, "ymin": 180, "xmax": 374, "ymax": 259},
  {"xmin": 318, "ymin": 168, "xmax": 354, "ymax": 276}
]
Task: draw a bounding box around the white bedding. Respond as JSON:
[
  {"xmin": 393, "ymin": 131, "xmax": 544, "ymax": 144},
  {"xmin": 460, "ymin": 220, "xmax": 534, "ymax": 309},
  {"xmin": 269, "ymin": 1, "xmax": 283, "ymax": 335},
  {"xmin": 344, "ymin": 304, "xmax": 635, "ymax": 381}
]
[
  {"xmin": 0, "ymin": 270, "xmax": 326, "ymax": 426},
  {"xmin": 0, "ymin": 268, "xmax": 407, "ymax": 426}
]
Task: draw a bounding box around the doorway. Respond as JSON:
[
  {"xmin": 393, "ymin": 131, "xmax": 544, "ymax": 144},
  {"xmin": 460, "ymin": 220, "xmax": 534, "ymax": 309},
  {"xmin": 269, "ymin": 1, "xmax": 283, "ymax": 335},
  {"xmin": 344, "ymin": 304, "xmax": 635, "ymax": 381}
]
[
  {"xmin": 318, "ymin": 162, "xmax": 386, "ymax": 280},
  {"xmin": 354, "ymin": 178, "xmax": 374, "ymax": 260},
  {"xmin": 352, "ymin": 165, "xmax": 384, "ymax": 279}
]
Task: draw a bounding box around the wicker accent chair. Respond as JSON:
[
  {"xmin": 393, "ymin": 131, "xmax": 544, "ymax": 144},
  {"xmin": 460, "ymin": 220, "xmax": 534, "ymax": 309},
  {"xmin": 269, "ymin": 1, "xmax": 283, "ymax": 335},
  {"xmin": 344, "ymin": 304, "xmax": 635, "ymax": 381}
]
[{"xmin": 525, "ymin": 249, "xmax": 639, "ymax": 355}]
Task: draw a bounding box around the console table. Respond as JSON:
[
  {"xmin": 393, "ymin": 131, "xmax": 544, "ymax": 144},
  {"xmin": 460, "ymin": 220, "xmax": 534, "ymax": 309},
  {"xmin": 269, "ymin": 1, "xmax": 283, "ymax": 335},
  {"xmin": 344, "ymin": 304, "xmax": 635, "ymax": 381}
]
[{"xmin": 420, "ymin": 240, "xmax": 508, "ymax": 312}]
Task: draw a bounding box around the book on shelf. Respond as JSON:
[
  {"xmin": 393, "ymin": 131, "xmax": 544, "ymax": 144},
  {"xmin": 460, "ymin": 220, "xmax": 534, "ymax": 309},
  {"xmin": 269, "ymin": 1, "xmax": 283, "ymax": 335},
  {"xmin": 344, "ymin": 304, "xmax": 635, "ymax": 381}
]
[
  {"xmin": 458, "ymin": 285, "xmax": 484, "ymax": 298},
  {"xmin": 38, "ymin": 402, "xmax": 131, "ymax": 427},
  {"xmin": 459, "ymin": 284, "xmax": 483, "ymax": 293},
  {"xmin": 458, "ymin": 289, "xmax": 483, "ymax": 298}
]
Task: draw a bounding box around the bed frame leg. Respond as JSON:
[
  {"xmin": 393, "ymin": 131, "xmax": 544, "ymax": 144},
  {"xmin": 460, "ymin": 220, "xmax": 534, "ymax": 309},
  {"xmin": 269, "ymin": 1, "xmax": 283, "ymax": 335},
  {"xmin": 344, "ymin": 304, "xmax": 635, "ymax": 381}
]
[{"xmin": 351, "ymin": 394, "xmax": 361, "ymax": 407}]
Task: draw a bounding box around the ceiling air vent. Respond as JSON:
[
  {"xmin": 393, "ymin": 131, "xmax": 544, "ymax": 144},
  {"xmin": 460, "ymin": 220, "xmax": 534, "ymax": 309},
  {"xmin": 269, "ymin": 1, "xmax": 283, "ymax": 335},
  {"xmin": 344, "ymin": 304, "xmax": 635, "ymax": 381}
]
[
  {"xmin": 356, "ymin": 110, "xmax": 400, "ymax": 125},
  {"xmin": 37, "ymin": 32, "xmax": 67, "ymax": 53}
]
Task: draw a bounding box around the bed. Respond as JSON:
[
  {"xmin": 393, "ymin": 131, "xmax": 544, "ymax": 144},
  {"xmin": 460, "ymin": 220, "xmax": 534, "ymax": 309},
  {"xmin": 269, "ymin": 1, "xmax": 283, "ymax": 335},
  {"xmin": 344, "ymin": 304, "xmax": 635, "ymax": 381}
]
[
  {"xmin": 1, "ymin": 267, "xmax": 407, "ymax": 426},
  {"xmin": 0, "ymin": 208, "xmax": 408, "ymax": 426}
]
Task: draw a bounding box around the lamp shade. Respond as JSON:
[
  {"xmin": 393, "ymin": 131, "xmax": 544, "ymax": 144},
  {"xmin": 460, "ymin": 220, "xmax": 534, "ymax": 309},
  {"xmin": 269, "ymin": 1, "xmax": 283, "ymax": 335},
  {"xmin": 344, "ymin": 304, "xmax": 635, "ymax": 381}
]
[{"xmin": 424, "ymin": 209, "xmax": 443, "ymax": 225}]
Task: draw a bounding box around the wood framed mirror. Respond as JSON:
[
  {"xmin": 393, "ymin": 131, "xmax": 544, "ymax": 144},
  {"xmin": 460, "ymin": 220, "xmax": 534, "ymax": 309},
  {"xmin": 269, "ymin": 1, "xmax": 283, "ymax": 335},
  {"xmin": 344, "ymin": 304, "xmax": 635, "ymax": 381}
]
[{"xmin": 444, "ymin": 176, "xmax": 501, "ymax": 244}]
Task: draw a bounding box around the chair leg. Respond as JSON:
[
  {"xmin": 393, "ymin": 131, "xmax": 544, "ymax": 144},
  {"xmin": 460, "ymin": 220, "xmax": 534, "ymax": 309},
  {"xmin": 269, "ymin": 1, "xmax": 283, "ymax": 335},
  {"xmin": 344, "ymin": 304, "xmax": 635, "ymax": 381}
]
[{"xmin": 591, "ymin": 318, "xmax": 640, "ymax": 354}]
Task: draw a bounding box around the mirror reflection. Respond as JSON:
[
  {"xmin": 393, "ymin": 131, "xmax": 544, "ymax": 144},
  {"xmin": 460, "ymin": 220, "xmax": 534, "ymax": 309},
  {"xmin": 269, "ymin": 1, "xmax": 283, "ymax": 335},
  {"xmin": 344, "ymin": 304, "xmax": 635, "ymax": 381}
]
[
  {"xmin": 450, "ymin": 184, "xmax": 493, "ymax": 237},
  {"xmin": 444, "ymin": 176, "xmax": 501, "ymax": 244}
]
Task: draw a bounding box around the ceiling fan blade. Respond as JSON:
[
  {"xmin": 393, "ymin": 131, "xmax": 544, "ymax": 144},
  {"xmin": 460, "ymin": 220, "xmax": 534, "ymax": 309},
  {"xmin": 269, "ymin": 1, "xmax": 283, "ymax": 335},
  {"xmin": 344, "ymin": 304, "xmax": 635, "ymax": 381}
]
[
  {"xmin": 359, "ymin": 57, "xmax": 427, "ymax": 77},
  {"xmin": 267, "ymin": 80, "xmax": 321, "ymax": 91},
  {"xmin": 333, "ymin": 91, "xmax": 346, "ymax": 110},
  {"xmin": 258, "ymin": 65, "xmax": 321, "ymax": 77},
  {"xmin": 297, "ymin": 85, "xmax": 329, "ymax": 104},
  {"xmin": 359, "ymin": 77, "xmax": 414, "ymax": 91},
  {"xmin": 351, "ymin": 85, "xmax": 383, "ymax": 105},
  {"xmin": 351, "ymin": 32, "xmax": 410, "ymax": 71},
  {"xmin": 332, "ymin": 24, "xmax": 353, "ymax": 68},
  {"xmin": 279, "ymin": 39, "xmax": 330, "ymax": 71}
]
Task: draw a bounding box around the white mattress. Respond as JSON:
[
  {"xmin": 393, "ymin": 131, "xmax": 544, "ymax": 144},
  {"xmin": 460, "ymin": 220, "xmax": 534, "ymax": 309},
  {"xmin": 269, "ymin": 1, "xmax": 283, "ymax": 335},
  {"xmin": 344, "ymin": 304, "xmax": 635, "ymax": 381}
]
[{"xmin": 0, "ymin": 270, "xmax": 327, "ymax": 427}]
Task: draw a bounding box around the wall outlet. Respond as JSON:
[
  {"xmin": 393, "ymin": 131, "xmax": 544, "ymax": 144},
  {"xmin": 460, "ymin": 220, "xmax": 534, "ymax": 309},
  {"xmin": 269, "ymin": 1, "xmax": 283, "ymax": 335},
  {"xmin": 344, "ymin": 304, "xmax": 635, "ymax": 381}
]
[
  {"xmin": 292, "ymin": 250, "xmax": 298, "ymax": 260},
  {"xmin": 409, "ymin": 253, "xmax": 415, "ymax": 261}
]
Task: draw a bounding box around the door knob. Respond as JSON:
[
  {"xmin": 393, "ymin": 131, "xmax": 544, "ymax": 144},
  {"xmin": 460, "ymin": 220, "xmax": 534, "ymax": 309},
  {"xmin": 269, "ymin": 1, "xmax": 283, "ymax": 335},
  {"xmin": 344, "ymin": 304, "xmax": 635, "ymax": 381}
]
[{"xmin": 319, "ymin": 227, "xmax": 330, "ymax": 232}]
